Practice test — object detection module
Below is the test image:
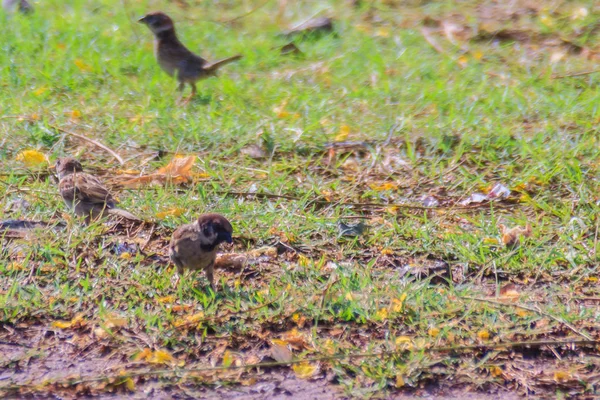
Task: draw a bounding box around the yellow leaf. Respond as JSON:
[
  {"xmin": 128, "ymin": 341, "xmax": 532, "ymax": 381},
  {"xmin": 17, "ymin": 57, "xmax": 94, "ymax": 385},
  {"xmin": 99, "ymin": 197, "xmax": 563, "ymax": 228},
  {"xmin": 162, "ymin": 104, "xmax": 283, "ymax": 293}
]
[
  {"xmin": 158, "ymin": 155, "xmax": 196, "ymax": 178},
  {"xmin": 119, "ymin": 253, "xmax": 132, "ymax": 260},
  {"xmin": 395, "ymin": 336, "xmax": 413, "ymax": 350},
  {"xmin": 292, "ymin": 362, "xmax": 318, "ymax": 379},
  {"xmin": 222, "ymin": 350, "xmax": 234, "ymax": 367},
  {"xmin": 428, "ymin": 327, "xmax": 440, "ymax": 338},
  {"xmin": 477, "ymin": 329, "xmax": 490, "ymax": 340},
  {"xmin": 472, "ymin": 50, "xmax": 483, "ymax": 60},
  {"xmin": 335, "ymin": 125, "xmax": 351, "ymax": 141},
  {"xmin": 118, "ymin": 370, "xmax": 135, "ymax": 391},
  {"xmin": 33, "ymin": 86, "xmax": 48, "ymax": 96},
  {"xmin": 51, "ymin": 314, "xmax": 85, "ymax": 329},
  {"xmin": 292, "ymin": 313, "xmax": 300, "ymax": 322},
  {"xmin": 70, "ymin": 110, "xmax": 81, "ymax": 119},
  {"xmin": 374, "ymin": 308, "xmax": 388, "ymax": 321},
  {"xmin": 584, "ymin": 276, "xmax": 598, "ymax": 283},
  {"xmin": 395, "ymin": 374, "xmax": 405, "ymax": 387},
  {"xmin": 457, "ymin": 55, "xmax": 468, "ymax": 67},
  {"xmin": 516, "ymin": 309, "xmax": 530, "ymax": 318},
  {"xmin": 490, "ymin": 365, "xmax": 502, "ymax": 377},
  {"xmin": 103, "ymin": 315, "xmax": 127, "ymax": 329},
  {"xmin": 375, "ymin": 28, "xmax": 390, "ymax": 38},
  {"xmin": 155, "ymin": 207, "xmax": 185, "ymax": 219},
  {"xmin": 173, "ymin": 312, "xmax": 205, "ymax": 327},
  {"xmin": 391, "ymin": 293, "xmax": 407, "ymax": 312},
  {"xmin": 148, "ymin": 349, "xmax": 174, "ymax": 364},
  {"xmin": 74, "ymin": 58, "xmax": 93, "ymax": 72},
  {"xmin": 381, "ymin": 248, "xmax": 394, "ymax": 256},
  {"xmin": 156, "ymin": 295, "xmax": 175, "ymax": 304},
  {"xmin": 553, "ymin": 370, "xmax": 572, "ymax": 382},
  {"xmin": 345, "ymin": 292, "xmax": 354, "ymax": 301},
  {"xmin": 370, "ymin": 182, "xmax": 398, "ymax": 191},
  {"xmin": 15, "ymin": 150, "xmax": 48, "ymax": 167},
  {"xmin": 133, "ymin": 348, "xmax": 152, "ymax": 362}
]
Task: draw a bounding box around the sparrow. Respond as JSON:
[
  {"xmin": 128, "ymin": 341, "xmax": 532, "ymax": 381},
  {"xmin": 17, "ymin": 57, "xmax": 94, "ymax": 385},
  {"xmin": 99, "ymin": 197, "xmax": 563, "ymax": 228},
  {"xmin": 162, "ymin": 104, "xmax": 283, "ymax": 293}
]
[
  {"xmin": 138, "ymin": 12, "xmax": 242, "ymax": 101},
  {"xmin": 55, "ymin": 157, "xmax": 140, "ymax": 223},
  {"xmin": 2, "ymin": 0, "xmax": 33, "ymax": 13},
  {"xmin": 169, "ymin": 213, "xmax": 233, "ymax": 290}
]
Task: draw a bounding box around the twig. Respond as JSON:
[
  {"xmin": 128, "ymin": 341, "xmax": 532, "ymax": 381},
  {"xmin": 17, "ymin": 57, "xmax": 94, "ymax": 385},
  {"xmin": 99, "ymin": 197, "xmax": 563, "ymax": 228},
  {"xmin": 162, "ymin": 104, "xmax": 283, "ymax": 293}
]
[
  {"xmin": 420, "ymin": 27, "xmax": 447, "ymax": 55},
  {"xmin": 219, "ymin": 0, "xmax": 271, "ymax": 24},
  {"xmin": 49, "ymin": 125, "xmax": 124, "ymax": 165},
  {"xmin": 461, "ymin": 296, "xmax": 594, "ymax": 341},
  {"xmin": 552, "ymin": 69, "xmax": 600, "ymax": 79},
  {"xmin": 2, "ymin": 339, "xmax": 596, "ymax": 392}
]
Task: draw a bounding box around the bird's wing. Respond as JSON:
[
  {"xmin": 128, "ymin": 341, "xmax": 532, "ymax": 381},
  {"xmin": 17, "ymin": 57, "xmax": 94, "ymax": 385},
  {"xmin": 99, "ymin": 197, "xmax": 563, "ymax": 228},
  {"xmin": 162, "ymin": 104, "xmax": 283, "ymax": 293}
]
[{"xmin": 60, "ymin": 173, "xmax": 116, "ymax": 206}]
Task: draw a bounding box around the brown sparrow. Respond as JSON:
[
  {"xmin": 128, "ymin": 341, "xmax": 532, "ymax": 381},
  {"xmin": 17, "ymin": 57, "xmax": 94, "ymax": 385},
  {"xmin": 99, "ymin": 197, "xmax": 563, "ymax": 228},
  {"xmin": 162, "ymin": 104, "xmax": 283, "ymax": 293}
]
[
  {"xmin": 170, "ymin": 213, "xmax": 233, "ymax": 290},
  {"xmin": 55, "ymin": 157, "xmax": 139, "ymax": 223},
  {"xmin": 138, "ymin": 12, "xmax": 242, "ymax": 100},
  {"xmin": 2, "ymin": 0, "xmax": 33, "ymax": 13}
]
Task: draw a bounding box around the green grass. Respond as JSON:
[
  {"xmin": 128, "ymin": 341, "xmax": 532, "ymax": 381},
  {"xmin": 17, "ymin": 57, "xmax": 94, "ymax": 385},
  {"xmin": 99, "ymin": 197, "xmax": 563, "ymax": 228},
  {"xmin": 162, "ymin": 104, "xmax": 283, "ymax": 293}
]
[{"xmin": 2, "ymin": 0, "xmax": 600, "ymax": 397}]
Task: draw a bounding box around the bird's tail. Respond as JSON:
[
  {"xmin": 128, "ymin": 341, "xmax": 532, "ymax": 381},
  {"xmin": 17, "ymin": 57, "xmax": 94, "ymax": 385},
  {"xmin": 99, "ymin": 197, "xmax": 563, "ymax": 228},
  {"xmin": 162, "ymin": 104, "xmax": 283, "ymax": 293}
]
[{"xmin": 203, "ymin": 55, "xmax": 242, "ymax": 72}]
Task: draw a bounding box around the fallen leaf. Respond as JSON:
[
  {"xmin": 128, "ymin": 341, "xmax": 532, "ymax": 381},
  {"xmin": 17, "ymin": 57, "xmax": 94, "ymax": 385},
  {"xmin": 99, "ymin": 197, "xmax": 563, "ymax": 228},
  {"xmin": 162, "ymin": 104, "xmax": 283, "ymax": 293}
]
[
  {"xmin": 335, "ymin": 125, "xmax": 351, "ymax": 141},
  {"xmin": 15, "ymin": 150, "xmax": 48, "ymax": 167},
  {"xmin": 121, "ymin": 155, "xmax": 196, "ymax": 187},
  {"xmin": 428, "ymin": 327, "xmax": 440, "ymax": 337},
  {"xmin": 173, "ymin": 312, "xmax": 205, "ymax": 327},
  {"xmin": 553, "ymin": 370, "xmax": 572, "ymax": 382},
  {"xmin": 395, "ymin": 374, "xmax": 405, "ymax": 387},
  {"xmin": 292, "ymin": 362, "xmax": 319, "ymax": 379},
  {"xmin": 477, "ymin": 329, "xmax": 490, "ymax": 340},
  {"xmin": 74, "ymin": 59, "xmax": 93, "ymax": 72},
  {"xmin": 370, "ymin": 182, "xmax": 398, "ymax": 191},
  {"xmin": 499, "ymin": 224, "xmax": 532, "ymax": 248},
  {"xmin": 499, "ymin": 283, "xmax": 520, "ymax": 300},
  {"xmin": 222, "ymin": 350, "xmax": 234, "ymax": 367},
  {"xmin": 51, "ymin": 314, "xmax": 85, "ymax": 329},
  {"xmin": 155, "ymin": 207, "xmax": 185, "ymax": 219}
]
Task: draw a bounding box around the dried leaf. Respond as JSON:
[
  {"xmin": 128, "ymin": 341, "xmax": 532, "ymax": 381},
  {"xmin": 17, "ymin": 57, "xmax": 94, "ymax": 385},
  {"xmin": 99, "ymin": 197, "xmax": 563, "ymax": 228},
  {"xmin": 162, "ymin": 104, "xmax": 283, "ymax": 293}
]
[
  {"xmin": 499, "ymin": 224, "xmax": 532, "ymax": 248},
  {"xmin": 370, "ymin": 182, "xmax": 398, "ymax": 191},
  {"xmin": 157, "ymin": 155, "xmax": 195, "ymax": 176},
  {"xmin": 395, "ymin": 374, "xmax": 405, "ymax": 387},
  {"xmin": 292, "ymin": 362, "xmax": 319, "ymax": 379},
  {"xmin": 155, "ymin": 207, "xmax": 185, "ymax": 219},
  {"xmin": 173, "ymin": 312, "xmax": 205, "ymax": 328},
  {"xmin": 51, "ymin": 314, "xmax": 85, "ymax": 329},
  {"xmin": 499, "ymin": 283, "xmax": 520, "ymax": 300},
  {"xmin": 222, "ymin": 350, "xmax": 234, "ymax": 367},
  {"xmin": 270, "ymin": 339, "xmax": 293, "ymax": 363},
  {"xmin": 335, "ymin": 125, "xmax": 351, "ymax": 141},
  {"xmin": 553, "ymin": 370, "xmax": 572, "ymax": 382},
  {"xmin": 74, "ymin": 59, "xmax": 93, "ymax": 72},
  {"xmin": 477, "ymin": 329, "xmax": 490, "ymax": 340},
  {"xmin": 15, "ymin": 150, "xmax": 48, "ymax": 167},
  {"xmin": 428, "ymin": 327, "xmax": 440, "ymax": 337}
]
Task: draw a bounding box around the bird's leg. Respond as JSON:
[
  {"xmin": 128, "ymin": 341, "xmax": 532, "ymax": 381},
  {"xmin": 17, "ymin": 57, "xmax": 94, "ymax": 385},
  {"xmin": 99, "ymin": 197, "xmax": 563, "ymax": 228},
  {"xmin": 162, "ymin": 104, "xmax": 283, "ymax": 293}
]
[
  {"xmin": 181, "ymin": 83, "xmax": 197, "ymax": 105},
  {"xmin": 206, "ymin": 263, "xmax": 216, "ymax": 292}
]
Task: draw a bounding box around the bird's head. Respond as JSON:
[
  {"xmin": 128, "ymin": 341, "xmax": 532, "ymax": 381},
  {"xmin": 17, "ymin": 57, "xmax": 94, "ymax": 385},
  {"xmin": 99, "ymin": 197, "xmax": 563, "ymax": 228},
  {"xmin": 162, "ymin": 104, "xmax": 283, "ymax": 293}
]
[
  {"xmin": 196, "ymin": 213, "xmax": 233, "ymax": 248},
  {"xmin": 55, "ymin": 157, "xmax": 83, "ymax": 179},
  {"xmin": 138, "ymin": 12, "xmax": 175, "ymax": 35}
]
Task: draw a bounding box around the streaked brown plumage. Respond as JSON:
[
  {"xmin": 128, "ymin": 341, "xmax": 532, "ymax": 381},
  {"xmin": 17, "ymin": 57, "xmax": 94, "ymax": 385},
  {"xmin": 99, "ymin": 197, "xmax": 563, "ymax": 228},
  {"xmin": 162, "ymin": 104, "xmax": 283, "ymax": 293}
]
[
  {"xmin": 138, "ymin": 12, "xmax": 242, "ymax": 100},
  {"xmin": 55, "ymin": 158, "xmax": 139, "ymax": 223},
  {"xmin": 169, "ymin": 213, "xmax": 233, "ymax": 290}
]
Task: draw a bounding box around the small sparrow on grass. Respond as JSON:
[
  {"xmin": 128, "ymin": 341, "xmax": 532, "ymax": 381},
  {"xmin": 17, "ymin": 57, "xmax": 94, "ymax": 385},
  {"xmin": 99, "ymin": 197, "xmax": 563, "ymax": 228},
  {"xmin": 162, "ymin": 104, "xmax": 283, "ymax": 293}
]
[
  {"xmin": 170, "ymin": 213, "xmax": 233, "ymax": 290},
  {"xmin": 55, "ymin": 157, "xmax": 140, "ymax": 223},
  {"xmin": 138, "ymin": 11, "xmax": 242, "ymax": 102},
  {"xmin": 2, "ymin": 0, "xmax": 33, "ymax": 14}
]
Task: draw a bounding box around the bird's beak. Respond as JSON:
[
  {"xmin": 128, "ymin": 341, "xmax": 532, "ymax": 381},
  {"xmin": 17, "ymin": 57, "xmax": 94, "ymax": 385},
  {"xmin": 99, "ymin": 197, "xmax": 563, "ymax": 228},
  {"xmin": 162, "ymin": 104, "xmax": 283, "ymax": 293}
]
[
  {"xmin": 137, "ymin": 16, "xmax": 147, "ymax": 23},
  {"xmin": 218, "ymin": 231, "xmax": 233, "ymax": 244}
]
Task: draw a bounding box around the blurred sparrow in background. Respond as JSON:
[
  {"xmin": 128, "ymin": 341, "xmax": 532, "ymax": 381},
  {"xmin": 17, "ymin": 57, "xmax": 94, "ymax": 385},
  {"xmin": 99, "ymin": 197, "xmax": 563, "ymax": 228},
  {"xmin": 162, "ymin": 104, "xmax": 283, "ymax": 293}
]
[
  {"xmin": 138, "ymin": 11, "xmax": 242, "ymax": 102},
  {"xmin": 169, "ymin": 213, "xmax": 233, "ymax": 289},
  {"xmin": 2, "ymin": 0, "xmax": 33, "ymax": 14},
  {"xmin": 55, "ymin": 157, "xmax": 140, "ymax": 223}
]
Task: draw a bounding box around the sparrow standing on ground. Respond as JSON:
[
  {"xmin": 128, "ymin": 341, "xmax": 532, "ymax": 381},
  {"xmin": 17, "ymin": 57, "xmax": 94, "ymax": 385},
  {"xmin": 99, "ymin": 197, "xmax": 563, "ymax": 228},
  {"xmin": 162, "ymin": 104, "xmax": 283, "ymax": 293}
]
[
  {"xmin": 170, "ymin": 213, "xmax": 233, "ymax": 290},
  {"xmin": 55, "ymin": 157, "xmax": 139, "ymax": 223},
  {"xmin": 2, "ymin": 0, "xmax": 33, "ymax": 13},
  {"xmin": 138, "ymin": 12, "xmax": 242, "ymax": 101}
]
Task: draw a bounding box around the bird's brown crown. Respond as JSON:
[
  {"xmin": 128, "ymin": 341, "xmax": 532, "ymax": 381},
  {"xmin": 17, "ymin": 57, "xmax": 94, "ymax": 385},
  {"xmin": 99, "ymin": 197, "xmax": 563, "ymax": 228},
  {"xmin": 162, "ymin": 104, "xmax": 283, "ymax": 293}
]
[
  {"xmin": 198, "ymin": 213, "xmax": 233, "ymax": 245},
  {"xmin": 55, "ymin": 157, "xmax": 84, "ymax": 178},
  {"xmin": 138, "ymin": 12, "xmax": 175, "ymax": 34}
]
